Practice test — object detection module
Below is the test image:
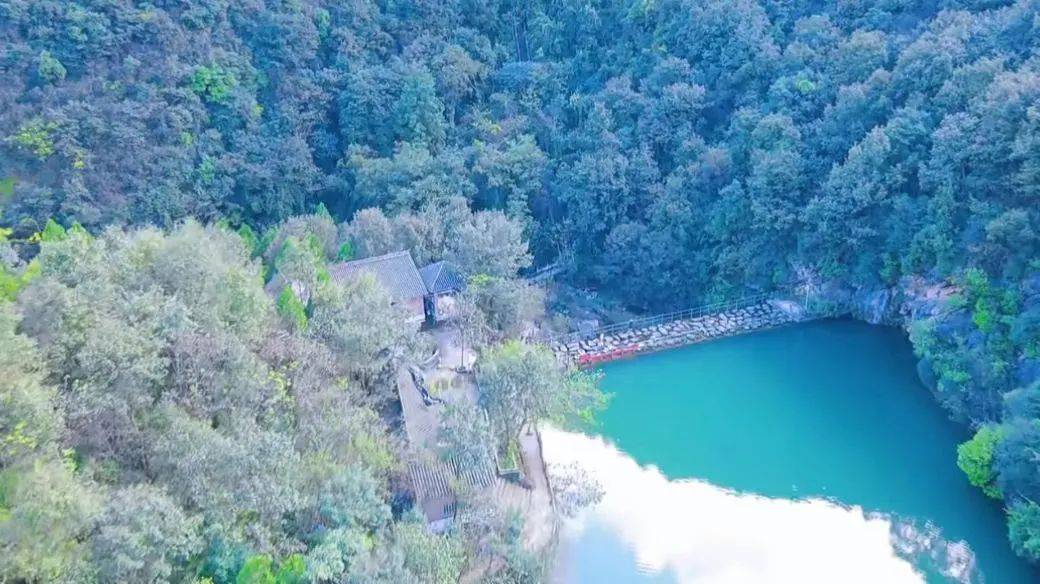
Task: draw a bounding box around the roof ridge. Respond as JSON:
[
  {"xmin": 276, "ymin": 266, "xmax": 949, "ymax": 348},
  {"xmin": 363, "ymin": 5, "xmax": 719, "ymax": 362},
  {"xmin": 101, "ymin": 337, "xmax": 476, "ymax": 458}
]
[{"xmin": 341, "ymin": 249, "xmax": 412, "ymax": 267}]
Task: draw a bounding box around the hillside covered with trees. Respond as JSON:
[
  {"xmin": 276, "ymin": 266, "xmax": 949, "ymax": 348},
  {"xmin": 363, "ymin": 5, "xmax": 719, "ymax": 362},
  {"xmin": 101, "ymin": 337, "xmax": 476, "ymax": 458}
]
[
  {"xmin": 3, "ymin": 0, "xmax": 1040, "ymax": 578},
  {"xmin": 1, "ymin": 213, "xmax": 576, "ymax": 583}
]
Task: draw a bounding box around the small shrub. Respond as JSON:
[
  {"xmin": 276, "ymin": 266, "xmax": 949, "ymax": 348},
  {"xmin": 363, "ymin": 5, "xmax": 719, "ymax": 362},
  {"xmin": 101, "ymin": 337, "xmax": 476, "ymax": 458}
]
[
  {"xmin": 9, "ymin": 118, "xmax": 59, "ymax": 160},
  {"xmin": 191, "ymin": 65, "xmax": 237, "ymax": 104},
  {"xmin": 276, "ymin": 286, "xmax": 307, "ymax": 331},
  {"xmin": 37, "ymin": 51, "xmax": 66, "ymax": 83}
]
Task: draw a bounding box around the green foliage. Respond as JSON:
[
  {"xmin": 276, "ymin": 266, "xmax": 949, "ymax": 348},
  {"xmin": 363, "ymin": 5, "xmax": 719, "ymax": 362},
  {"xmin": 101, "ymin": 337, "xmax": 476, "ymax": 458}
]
[
  {"xmin": 275, "ymin": 554, "xmax": 306, "ymax": 584},
  {"xmin": 315, "ymin": 265, "xmax": 331, "ymax": 285},
  {"xmin": 237, "ymin": 554, "xmax": 275, "ymax": 584},
  {"xmin": 237, "ymin": 224, "xmax": 260, "ymax": 256},
  {"xmin": 40, "ymin": 218, "xmax": 67, "ymax": 243},
  {"xmin": 395, "ymin": 521, "xmax": 466, "ymax": 583},
  {"xmin": 191, "ymin": 65, "xmax": 237, "ymax": 105},
  {"xmin": 273, "ymin": 236, "xmax": 323, "ymax": 288},
  {"xmin": 477, "ymin": 341, "xmax": 607, "ymax": 447},
  {"xmin": 303, "ymin": 233, "xmax": 325, "ymax": 261},
  {"xmin": 446, "ymin": 211, "xmax": 532, "ymax": 278},
  {"xmin": 8, "ymin": 118, "xmax": 58, "ymax": 159},
  {"xmin": 336, "ymin": 241, "xmax": 353, "ymax": 261},
  {"xmin": 964, "ymin": 268, "xmax": 1002, "ymax": 333},
  {"xmin": 308, "ymin": 275, "xmax": 420, "ymax": 395},
  {"xmin": 0, "ymin": 303, "xmax": 59, "ymax": 465},
  {"xmin": 0, "ymin": 177, "xmax": 15, "ymax": 201},
  {"xmin": 957, "ymin": 425, "xmax": 1004, "ymax": 499},
  {"xmin": 314, "ymin": 202, "xmax": 332, "ymax": 219},
  {"xmin": 2, "ymin": 0, "xmax": 1040, "ymax": 568},
  {"xmin": 794, "ymin": 77, "xmax": 816, "ymax": 94},
  {"xmin": 463, "ymin": 274, "xmax": 544, "ymax": 339},
  {"xmin": 964, "ymin": 268, "xmax": 992, "ymax": 298},
  {"xmin": 974, "ymin": 297, "xmax": 997, "ymax": 333},
  {"xmin": 306, "ymin": 466, "xmax": 390, "ymax": 533},
  {"xmin": 277, "ymin": 286, "xmax": 307, "ymax": 331},
  {"xmin": 438, "ymin": 403, "xmax": 495, "ymax": 469},
  {"xmin": 37, "ymin": 50, "xmax": 66, "ymax": 83},
  {"xmin": 0, "ymin": 126, "xmax": 547, "ymax": 584},
  {"xmin": 500, "ymin": 438, "xmax": 521, "ymax": 470},
  {"xmin": 0, "ymin": 459, "xmax": 100, "ymax": 582},
  {"xmin": 393, "ymin": 70, "xmax": 446, "ymax": 146},
  {"xmin": 1009, "ymin": 501, "xmax": 1040, "ymax": 562},
  {"xmin": 197, "ymin": 156, "xmax": 217, "ymax": 184},
  {"xmin": 90, "ymin": 485, "xmax": 202, "ymax": 583},
  {"xmin": 0, "ymin": 261, "xmax": 39, "ymax": 302},
  {"xmin": 302, "ymin": 527, "xmax": 369, "ymax": 582},
  {"xmin": 234, "ymin": 554, "xmax": 306, "ymax": 584}
]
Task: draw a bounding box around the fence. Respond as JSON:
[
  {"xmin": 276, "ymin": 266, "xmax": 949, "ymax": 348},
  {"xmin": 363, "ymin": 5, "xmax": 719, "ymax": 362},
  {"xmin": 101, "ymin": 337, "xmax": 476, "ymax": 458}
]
[
  {"xmin": 526, "ymin": 262, "xmax": 564, "ymax": 284},
  {"xmin": 542, "ymin": 291, "xmax": 781, "ymax": 347}
]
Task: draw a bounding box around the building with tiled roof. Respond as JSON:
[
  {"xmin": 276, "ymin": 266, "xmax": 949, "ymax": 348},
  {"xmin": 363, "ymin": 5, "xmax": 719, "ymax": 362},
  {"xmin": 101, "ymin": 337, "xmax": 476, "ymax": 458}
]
[
  {"xmin": 330, "ymin": 251, "xmax": 466, "ymax": 324},
  {"xmin": 419, "ymin": 261, "xmax": 466, "ymax": 296},
  {"xmin": 329, "ymin": 250, "xmax": 428, "ymax": 302}
]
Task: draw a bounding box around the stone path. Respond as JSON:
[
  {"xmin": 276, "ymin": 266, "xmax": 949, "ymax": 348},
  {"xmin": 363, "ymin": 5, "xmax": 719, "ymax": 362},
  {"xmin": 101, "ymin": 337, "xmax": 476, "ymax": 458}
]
[
  {"xmin": 550, "ymin": 299, "xmax": 804, "ymax": 366},
  {"xmin": 400, "ymin": 326, "xmax": 558, "ymax": 551}
]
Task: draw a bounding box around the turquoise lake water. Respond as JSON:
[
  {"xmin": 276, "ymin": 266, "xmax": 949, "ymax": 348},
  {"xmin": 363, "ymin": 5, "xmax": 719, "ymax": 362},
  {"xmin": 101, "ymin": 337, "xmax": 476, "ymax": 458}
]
[{"xmin": 549, "ymin": 319, "xmax": 1038, "ymax": 583}]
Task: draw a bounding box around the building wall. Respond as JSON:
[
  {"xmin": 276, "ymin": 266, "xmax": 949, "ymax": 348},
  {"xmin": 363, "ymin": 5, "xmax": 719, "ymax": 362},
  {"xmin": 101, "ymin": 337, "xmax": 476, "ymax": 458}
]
[
  {"xmin": 401, "ymin": 296, "xmax": 426, "ymax": 323},
  {"xmin": 434, "ymin": 293, "xmax": 457, "ymax": 321}
]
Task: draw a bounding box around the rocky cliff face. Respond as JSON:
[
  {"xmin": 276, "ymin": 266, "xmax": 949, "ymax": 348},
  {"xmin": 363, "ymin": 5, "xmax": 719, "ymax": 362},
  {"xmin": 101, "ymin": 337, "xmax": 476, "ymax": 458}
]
[
  {"xmin": 810, "ymin": 277, "xmax": 957, "ymax": 327},
  {"xmin": 809, "ymin": 275, "xmax": 1040, "ymax": 423},
  {"xmin": 808, "ymin": 278, "xmax": 962, "ymax": 409}
]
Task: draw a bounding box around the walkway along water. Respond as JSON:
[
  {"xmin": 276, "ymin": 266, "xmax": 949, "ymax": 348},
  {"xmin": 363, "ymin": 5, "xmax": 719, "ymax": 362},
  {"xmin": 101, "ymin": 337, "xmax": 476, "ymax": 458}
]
[{"xmin": 543, "ymin": 293, "xmax": 816, "ymax": 366}]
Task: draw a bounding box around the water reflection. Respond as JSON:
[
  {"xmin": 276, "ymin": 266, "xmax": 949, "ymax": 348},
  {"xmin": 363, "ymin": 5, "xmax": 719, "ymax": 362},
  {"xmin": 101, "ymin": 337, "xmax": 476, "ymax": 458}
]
[{"xmin": 545, "ymin": 428, "xmax": 977, "ymax": 584}]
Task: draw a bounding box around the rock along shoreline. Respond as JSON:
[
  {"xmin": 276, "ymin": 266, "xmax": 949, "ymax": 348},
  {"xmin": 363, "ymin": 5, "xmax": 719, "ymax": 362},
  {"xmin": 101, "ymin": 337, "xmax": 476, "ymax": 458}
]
[{"xmin": 549, "ymin": 299, "xmax": 808, "ymax": 367}]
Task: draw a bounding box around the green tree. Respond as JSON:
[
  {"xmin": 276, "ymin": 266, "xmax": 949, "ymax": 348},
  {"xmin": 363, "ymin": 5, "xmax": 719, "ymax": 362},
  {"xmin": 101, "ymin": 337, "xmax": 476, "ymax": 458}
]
[
  {"xmin": 0, "ymin": 457, "xmax": 100, "ymax": 582},
  {"xmin": 303, "ymin": 527, "xmax": 369, "ymax": 583},
  {"xmin": 393, "ymin": 69, "xmax": 446, "ymax": 146},
  {"xmin": 446, "ymin": 211, "xmax": 532, "ymax": 278},
  {"xmin": 8, "ymin": 118, "xmax": 58, "ymax": 159},
  {"xmin": 462, "ymin": 274, "xmax": 544, "ymax": 339},
  {"xmin": 1009, "ymin": 501, "xmax": 1040, "ymax": 562},
  {"xmin": 275, "ymin": 554, "xmax": 306, "ymax": 584},
  {"xmin": 91, "ymin": 485, "xmax": 202, "ymax": 583},
  {"xmin": 395, "ymin": 520, "xmax": 466, "ymax": 583},
  {"xmin": 477, "ymin": 341, "xmax": 607, "ymax": 447},
  {"xmin": 957, "ymin": 425, "xmax": 1004, "ymax": 498},
  {"xmin": 308, "ymin": 275, "xmax": 420, "ymax": 395},
  {"xmin": 277, "ymin": 285, "xmax": 308, "ymax": 331},
  {"xmin": 0, "ymin": 260, "xmax": 39, "ymax": 304},
  {"xmin": 237, "ymin": 554, "xmax": 276, "ymax": 584},
  {"xmin": 438, "ymin": 403, "xmax": 495, "ymax": 469},
  {"xmin": 36, "ymin": 50, "xmax": 66, "ymax": 84},
  {"xmin": 191, "ymin": 65, "xmax": 238, "ymax": 105},
  {"xmin": 38, "ymin": 218, "xmax": 67, "ymax": 242}
]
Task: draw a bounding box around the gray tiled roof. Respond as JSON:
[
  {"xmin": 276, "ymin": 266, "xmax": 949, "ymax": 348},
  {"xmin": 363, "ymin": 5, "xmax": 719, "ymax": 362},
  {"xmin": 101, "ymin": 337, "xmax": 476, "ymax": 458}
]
[
  {"xmin": 419, "ymin": 261, "xmax": 466, "ymax": 295},
  {"xmin": 408, "ymin": 455, "xmax": 496, "ymax": 502},
  {"xmin": 329, "ymin": 250, "xmax": 427, "ymax": 302}
]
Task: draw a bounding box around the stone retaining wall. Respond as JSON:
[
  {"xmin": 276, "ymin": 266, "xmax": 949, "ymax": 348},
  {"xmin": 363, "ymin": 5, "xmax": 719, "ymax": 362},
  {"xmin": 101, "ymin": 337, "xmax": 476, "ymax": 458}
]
[{"xmin": 550, "ymin": 300, "xmax": 804, "ymax": 366}]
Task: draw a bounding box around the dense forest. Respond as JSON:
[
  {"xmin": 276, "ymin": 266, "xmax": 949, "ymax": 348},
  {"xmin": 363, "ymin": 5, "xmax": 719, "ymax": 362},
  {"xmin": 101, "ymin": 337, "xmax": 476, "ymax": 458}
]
[
  {"xmin": 1, "ymin": 213, "xmax": 586, "ymax": 583},
  {"xmin": 2, "ymin": 0, "xmax": 1040, "ymax": 579}
]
